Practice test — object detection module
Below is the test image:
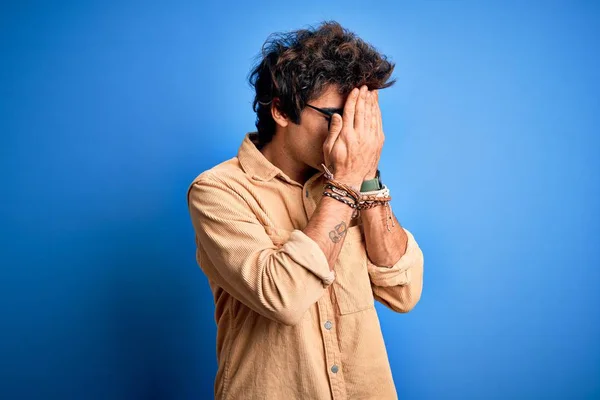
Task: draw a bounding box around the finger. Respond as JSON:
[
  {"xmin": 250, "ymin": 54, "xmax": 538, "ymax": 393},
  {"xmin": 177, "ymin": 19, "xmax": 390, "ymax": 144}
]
[
  {"xmin": 354, "ymin": 85, "xmax": 368, "ymax": 133},
  {"xmin": 342, "ymin": 88, "xmax": 360, "ymax": 131},
  {"xmin": 365, "ymin": 91, "xmax": 373, "ymax": 135},
  {"xmin": 329, "ymin": 111, "xmax": 343, "ymax": 136},
  {"xmin": 376, "ymin": 91, "xmax": 383, "ymax": 138},
  {"xmin": 323, "ymin": 113, "xmax": 343, "ymax": 159},
  {"xmin": 371, "ymin": 94, "xmax": 378, "ymax": 135},
  {"xmin": 373, "ymin": 90, "xmax": 380, "ymax": 135}
]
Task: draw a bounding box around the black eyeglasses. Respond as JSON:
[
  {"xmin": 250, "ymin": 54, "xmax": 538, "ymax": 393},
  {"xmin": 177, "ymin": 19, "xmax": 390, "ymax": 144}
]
[{"xmin": 306, "ymin": 104, "xmax": 344, "ymax": 130}]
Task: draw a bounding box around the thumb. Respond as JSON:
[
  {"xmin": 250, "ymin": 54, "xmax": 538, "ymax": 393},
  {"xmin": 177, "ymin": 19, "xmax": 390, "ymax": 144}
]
[
  {"xmin": 329, "ymin": 113, "xmax": 343, "ymax": 134},
  {"xmin": 323, "ymin": 113, "xmax": 343, "ymax": 163}
]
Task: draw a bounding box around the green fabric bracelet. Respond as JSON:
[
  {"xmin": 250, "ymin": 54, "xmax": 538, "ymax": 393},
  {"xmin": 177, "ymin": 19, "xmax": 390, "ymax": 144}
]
[
  {"xmin": 360, "ymin": 179, "xmax": 380, "ymax": 192},
  {"xmin": 360, "ymin": 170, "xmax": 382, "ymax": 192}
]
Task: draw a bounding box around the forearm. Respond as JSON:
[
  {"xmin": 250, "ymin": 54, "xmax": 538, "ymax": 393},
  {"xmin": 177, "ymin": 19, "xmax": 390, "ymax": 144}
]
[
  {"xmin": 303, "ymin": 196, "xmax": 355, "ymax": 271},
  {"xmin": 361, "ymin": 204, "xmax": 408, "ymax": 267}
]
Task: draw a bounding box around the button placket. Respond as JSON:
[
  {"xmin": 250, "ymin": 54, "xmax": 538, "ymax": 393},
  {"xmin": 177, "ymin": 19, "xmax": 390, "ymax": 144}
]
[{"xmin": 318, "ymin": 293, "xmax": 347, "ymax": 399}]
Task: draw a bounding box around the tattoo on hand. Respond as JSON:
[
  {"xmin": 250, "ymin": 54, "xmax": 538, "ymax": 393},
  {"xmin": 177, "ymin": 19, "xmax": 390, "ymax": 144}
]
[{"xmin": 329, "ymin": 221, "xmax": 347, "ymax": 243}]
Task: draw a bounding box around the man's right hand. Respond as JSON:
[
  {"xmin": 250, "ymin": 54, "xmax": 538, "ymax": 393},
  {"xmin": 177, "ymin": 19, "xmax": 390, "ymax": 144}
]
[{"xmin": 322, "ymin": 85, "xmax": 381, "ymax": 190}]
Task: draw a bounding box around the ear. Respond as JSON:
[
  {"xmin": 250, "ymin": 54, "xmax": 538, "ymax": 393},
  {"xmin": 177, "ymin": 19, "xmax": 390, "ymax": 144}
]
[{"xmin": 271, "ymin": 97, "xmax": 289, "ymax": 128}]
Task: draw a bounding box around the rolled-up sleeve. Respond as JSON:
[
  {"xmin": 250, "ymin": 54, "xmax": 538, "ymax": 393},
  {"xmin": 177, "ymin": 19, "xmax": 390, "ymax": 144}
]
[
  {"xmin": 367, "ymin": 227, "xmax": 424, "ymax": 313},
  {"xmin": 187, "ymin": 174, "xmax": 334, "ymax": 326}
]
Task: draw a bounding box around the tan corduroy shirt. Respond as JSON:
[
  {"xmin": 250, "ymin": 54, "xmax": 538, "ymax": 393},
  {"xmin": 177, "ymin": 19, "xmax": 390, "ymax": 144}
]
[{"xmin": 187, "ymin": 132, "xmax": 424, "ymax": 400}]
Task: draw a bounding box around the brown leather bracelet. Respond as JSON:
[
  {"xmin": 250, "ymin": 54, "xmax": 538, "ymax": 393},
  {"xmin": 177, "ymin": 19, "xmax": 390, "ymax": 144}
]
[{"xmin": 321, "ymin": 164, "xmax": 361, "ymax": 201}]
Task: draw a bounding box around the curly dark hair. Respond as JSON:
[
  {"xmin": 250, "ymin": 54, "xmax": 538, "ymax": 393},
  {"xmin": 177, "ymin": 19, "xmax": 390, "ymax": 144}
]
[{"xmin": 248, "ymin": 21, "xmax": 396, "ymax": 148}]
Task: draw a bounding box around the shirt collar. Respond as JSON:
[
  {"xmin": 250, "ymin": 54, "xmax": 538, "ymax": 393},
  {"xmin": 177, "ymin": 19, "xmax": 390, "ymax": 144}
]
[{"xmin": 237, "ymin": 132, "xmax": 281, "ymax": 182}]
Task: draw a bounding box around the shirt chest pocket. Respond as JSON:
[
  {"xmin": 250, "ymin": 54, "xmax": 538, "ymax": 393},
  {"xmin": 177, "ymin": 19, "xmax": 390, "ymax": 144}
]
[{"xmin": 332, "ymin": 225, "xmax": 375, "ymax": 315}]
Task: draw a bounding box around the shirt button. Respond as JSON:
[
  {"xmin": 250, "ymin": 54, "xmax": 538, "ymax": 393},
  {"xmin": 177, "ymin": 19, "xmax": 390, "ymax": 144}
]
[
  {"xmin": 324, "ymin": 321, "xmax": 332, "ymax": 330},
  {"xmin": 331, "ymin": 365, "xmax": 339, "ymax": 374}
]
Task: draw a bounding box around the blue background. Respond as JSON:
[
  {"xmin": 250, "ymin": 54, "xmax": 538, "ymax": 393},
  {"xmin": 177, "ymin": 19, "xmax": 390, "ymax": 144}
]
[{"xmin": 1, "ymin": 1, "xmax": 599, "ymax": 399}]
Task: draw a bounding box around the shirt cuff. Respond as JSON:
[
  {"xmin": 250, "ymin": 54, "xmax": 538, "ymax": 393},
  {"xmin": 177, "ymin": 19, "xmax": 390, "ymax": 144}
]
[
  {"xmin": 367, "ymin": 227, "xmax": 423, "ymax": 287},
  {"xmin": 283, "ymin": 229, "xmax": 336, "ymax": 286}
]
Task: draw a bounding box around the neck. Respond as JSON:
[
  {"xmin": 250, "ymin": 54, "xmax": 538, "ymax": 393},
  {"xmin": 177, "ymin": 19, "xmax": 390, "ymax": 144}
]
[{"xmin": 259, "ymin": 135, "xmax": 317, "ymax": 186}]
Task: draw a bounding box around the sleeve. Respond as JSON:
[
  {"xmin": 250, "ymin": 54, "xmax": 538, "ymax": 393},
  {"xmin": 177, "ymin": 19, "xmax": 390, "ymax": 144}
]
[
  {"xmin": 187, "ymin": 174, "xmax": 335, "ymax": 326},
  {"xmin": 367, "ymin": 227, "xmax": 424, "ymax": 313}
]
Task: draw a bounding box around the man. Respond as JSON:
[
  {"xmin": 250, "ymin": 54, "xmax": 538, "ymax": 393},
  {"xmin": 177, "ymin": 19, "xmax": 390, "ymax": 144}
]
[{"xmin": 187, "ymin": 21, "xmax": 424, "ymax": 400}]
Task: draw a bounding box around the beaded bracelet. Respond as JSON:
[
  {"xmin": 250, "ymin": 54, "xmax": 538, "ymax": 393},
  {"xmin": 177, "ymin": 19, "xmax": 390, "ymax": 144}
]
[{"xmin": 323, "ymin": 190, "xmax": 360, "ymax": 219}]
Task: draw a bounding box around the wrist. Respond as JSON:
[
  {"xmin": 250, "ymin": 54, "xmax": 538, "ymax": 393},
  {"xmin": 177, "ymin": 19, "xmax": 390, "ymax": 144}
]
[
  {"xmin": 333, "ymin": 175, "xmax": 362, "ymax": 191},
  {"xmin": 364, "ymin": 171, "xmax": 377, "ymax": 180}
]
